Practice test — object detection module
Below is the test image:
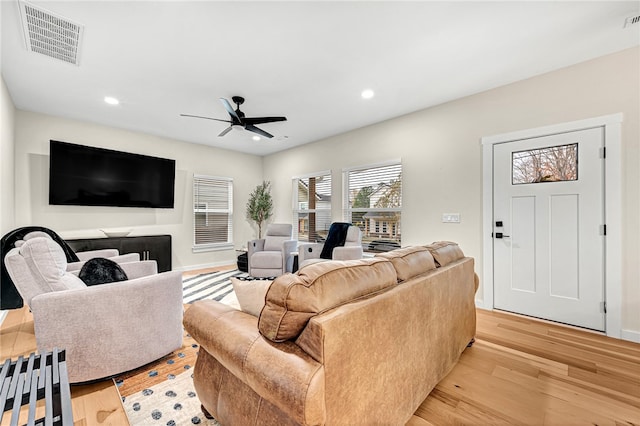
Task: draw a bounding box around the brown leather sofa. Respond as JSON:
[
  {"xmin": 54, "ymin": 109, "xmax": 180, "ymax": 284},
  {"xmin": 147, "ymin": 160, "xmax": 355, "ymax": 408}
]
[{"xmin": 183, "ymin": 242, "xmax": 477, "ymax": 425}]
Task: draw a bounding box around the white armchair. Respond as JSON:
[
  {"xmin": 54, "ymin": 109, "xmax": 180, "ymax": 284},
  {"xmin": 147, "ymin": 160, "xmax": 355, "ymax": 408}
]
[
  {"xmin": 298, "ymin": 222, "xmax": 363, "ymax": 269},
  {"xmin": 1, "ymin": 226, "xmax": 141, "ymax": 310},
  {"xmin": 16, "ymin": 231, "xmax": 140, "ymax": 272},
  {"xmin": 4, "ymin": 236, "xmax": 183, "ymax": 383},
  {"xmin": 247, "ymin": 223, "xmax": 296, "ymax": 278}
]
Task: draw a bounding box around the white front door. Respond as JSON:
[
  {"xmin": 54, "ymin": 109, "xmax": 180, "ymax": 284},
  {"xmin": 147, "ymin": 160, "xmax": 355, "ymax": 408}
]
[{"xmin": 492, "ymin": 127, "xmax": 605, "ymax": 331}]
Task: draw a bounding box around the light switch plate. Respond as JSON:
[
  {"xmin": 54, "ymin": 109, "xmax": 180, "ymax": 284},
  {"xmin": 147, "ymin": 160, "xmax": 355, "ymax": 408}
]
[{"xmin": 442, "ymin": 213, "xmax": 461, "ymax": 223}]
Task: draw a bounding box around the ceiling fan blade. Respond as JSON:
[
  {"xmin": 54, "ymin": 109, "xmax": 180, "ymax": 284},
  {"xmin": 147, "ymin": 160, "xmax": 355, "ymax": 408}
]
[
  {"xmin": 243, "ymin": 116, "xmax": 287, "ymax": 125},
  {"xmin": 219, "ymin": 98, "xmax": 241, "ymax": 121},
  {"xmin": 180, "ymin": 114, "xmax": 231, "ymax": 124},
  {"xmin": 245, "ymin": 124, "xmax": 274, "ymax": 139},
  {"xmin": 218, "ymin": 126, "xmax": 233, "ymax": 137}
]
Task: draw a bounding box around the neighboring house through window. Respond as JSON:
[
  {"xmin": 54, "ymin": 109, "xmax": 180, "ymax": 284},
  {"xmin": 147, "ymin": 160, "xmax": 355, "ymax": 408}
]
[
  {"xmin": 344, "ymin": 161, "xmax": 402, "ymax": 252},
  {"xmin": 193, "ymin": 175, "xmax": 233, "ymax": 252},
  {"xmin": 292, "ymin": 171, "xmax": 332, "ymax": 242}
]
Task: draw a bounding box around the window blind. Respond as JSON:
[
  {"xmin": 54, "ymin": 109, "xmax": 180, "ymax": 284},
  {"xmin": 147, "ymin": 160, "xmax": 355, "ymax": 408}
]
[
  {"xmin": 344, "ymin": 162, "xmax": 402, "ymax": 251},
  {"xmin": 193, "ymin": 175, "xmax": 233, "ymax": 251}
]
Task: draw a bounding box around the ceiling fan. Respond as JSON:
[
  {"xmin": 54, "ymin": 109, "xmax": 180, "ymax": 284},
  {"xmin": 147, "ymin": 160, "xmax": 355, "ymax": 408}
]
[{"xmin": 180, "ymin": 96, "xmax": 287, "ymax": 139}]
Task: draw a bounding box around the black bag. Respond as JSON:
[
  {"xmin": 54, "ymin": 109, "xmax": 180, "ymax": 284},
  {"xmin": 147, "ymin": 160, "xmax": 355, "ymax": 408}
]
[{"xmin": 237, "ymin": 252, "xmax": 248, "ymax": 272}]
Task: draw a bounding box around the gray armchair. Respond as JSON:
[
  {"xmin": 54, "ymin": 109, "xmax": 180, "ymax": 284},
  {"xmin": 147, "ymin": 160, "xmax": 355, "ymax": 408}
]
[
  {"xmin": 247, "ymin": 223, "xmax": 296, "ymax": 278},
  {"xmin": 4, "ymin": 236, "xmax": 183, "ymax": 383},
  {"xmin": 298, "ymin": 223, "xmax": 363, "ymax": 269}
]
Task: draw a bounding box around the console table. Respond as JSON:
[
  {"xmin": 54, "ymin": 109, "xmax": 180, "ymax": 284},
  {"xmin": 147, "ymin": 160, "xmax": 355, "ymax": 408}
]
[
  {"xmin": 0, "ymin": 349, "xmax": 73, "ymax": 426},
  {"xmin": 66, "ymin": 235, "xmax": 172, "ymax": 272}
]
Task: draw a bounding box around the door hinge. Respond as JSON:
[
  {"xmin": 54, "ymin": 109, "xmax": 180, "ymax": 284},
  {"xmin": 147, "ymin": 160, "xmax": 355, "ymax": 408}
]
[
  {"xmin": 601, "ymin": 301, "xmax": 607, "ymax": 314},
  {"xmin": 600, "ymin": 147, "xmax": 606, "ymax": 159},
  {"xmin": 601, "ymin": 224, "xmax": 607, "ymax": 236}
]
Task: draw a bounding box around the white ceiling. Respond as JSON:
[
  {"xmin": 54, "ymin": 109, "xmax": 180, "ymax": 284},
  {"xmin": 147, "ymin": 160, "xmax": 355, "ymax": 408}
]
[{"xmin": 2, "ymin": 1, "xmax": 639, "ymax": 156}]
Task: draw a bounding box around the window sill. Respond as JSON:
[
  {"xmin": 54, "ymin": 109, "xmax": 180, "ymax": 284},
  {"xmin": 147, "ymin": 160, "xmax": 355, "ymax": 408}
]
[{"xmin": 192, "ymin": 243, "xmax": 234, "ymax": 253}]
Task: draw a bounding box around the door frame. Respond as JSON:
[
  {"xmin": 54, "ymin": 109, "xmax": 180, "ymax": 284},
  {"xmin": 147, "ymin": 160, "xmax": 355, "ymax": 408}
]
[{"xmin": 480, "ymin": 113, "xmax": 623, "ymax": 339}]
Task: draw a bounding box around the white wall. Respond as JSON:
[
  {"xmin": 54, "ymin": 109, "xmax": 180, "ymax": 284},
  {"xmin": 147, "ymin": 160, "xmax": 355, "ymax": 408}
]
[
  {"xmin": 0, "ymin": 76, "xmax": 16, "ymax": 236},
  {"xmin": 13, "ymin": 111, "xmax": 264, "ymax": 270},
  {"xmin": 263, "ymin": 47, "xmax": 640, "ymax": 335}
]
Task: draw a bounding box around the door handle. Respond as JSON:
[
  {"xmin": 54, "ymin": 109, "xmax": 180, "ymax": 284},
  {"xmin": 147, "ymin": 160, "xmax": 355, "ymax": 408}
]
[{"xmin": 495, "ymin": 232, "xmax": 510, "ymax": 239}]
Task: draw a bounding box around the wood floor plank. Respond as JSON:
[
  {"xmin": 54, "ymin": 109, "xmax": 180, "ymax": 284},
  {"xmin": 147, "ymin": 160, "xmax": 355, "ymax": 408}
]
[{"xmin": 2, "ymin": 289, "xmax": 639, "ymax": 425}]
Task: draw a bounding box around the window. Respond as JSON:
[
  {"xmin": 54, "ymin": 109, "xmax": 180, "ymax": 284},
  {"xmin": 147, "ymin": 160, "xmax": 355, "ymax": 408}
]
[
  {"xmin": 193, "ymin": 175, "xmax": 233, "ymax": 252},
  {"xmin": 512, "ymin": 143, "xmax": 578, "ymax": 184},
  {"xmin": 292, "ymin": 171, "xmax": 332, "ymax": 242},
  {"xmin": 344, "ymin": 161, "xmax": 402, "ymax": 252}
]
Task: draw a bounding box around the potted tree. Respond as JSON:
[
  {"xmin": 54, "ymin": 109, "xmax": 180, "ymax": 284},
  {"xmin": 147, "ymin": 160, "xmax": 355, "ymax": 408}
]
[{"xmin": 246, "ymin": 181, "xmax": 273, "ymax": 239}]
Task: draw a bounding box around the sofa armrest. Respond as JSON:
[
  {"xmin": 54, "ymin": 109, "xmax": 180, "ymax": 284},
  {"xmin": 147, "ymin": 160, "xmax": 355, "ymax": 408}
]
[
  {"xmin": 118, "ymin": 260, "xmax": 158, "ymax": 279},
  {"xmin": 68, "ymin": 260, "xmax": 157, "ymax": 280},
  {"xmin": 30, "ymin": 270, "xmax": 184, "ymax": 382},
  {"xmin": 247, "ymin": 239, "xmax": 265, "ymax": 268},
  {"xmin": 297, "ymin": 243, "xmax": 323, "ymax": 263},
  {"xmin": 184, "ymin": 300, "xmax": 325, "ymax": 425},
  {"xmin": 283, "ymin": 239, "xmax": 298, "ymax": 272},
  {"xmin": 75, "ymin": 249, "xmax": 119, "ymax": 261},
  {"xmin": 332, "ymin": 245, "xmax": 363, "ymax": 261},
  {"xmin": 66, "ymin": 252, "xmax": 142, "ymax": 272}
]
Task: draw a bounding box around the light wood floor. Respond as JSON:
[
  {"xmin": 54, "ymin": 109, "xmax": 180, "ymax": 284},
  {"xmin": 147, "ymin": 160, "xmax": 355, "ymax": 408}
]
[{"xmin": 2, "ymin": 290, "xmax": 638, "ymax": 425}]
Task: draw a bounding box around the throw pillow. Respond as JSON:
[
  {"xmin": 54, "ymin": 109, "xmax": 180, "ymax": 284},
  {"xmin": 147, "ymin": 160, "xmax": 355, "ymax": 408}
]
[
  {"xmin": 78, "ymin": 258, "xmax": 128, "ymax": 286},
  {"xmin": 230, "ymin": 276, "xmax": 272, "ymax": 317},
  {"xmin": 319, "ymin": 222, "xmax": 350, "ymax": 259}
]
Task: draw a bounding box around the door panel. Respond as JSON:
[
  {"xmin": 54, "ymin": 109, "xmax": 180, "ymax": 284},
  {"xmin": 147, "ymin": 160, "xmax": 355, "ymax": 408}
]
[
  {"xmin": 511, "ymin": 196, "xmax": 536, "ymax": 293},
  {"xmin": 549, "ymin": 194, "xmax": 579, "ymax": 299},
  {"xmin": 493, "ymin": 127, "xmax": 605, "ymax": 331}
]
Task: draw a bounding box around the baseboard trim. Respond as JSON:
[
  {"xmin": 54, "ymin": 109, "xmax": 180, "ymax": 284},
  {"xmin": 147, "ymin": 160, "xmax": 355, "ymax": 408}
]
[
  {"xmin": 0, "ymin": 310, "xmax": 7, "ymax": 326},
  {"xmin": 620, "ymin": 329, "xmax": 640, "ymax": 343},
  {"xmin": 475, "ymin": 299, "xmax": 491, "ymax": 310},
  {"xmin": 173, "ymin": 260, "xmax": 237, "ymax": 273}
]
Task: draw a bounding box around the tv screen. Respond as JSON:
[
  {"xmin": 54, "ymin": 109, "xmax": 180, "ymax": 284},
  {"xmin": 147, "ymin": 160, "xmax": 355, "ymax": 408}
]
[{"xmin": 49, "ymin": 140, "xmax": 176, "ymax": 208}]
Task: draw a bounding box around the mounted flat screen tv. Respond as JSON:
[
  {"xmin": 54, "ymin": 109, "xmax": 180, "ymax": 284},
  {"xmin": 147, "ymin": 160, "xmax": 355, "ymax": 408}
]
[{"xmin": 49, "ymin": 140, "xmax": 175, "ymax": 208}]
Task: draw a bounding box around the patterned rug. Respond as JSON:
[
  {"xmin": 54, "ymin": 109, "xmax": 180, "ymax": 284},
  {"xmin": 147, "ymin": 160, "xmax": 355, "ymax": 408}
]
[
  {"xmin": 115, "ymin": 270, "xmax": 248, "ymax": 425},
  {"xmin": 115, "ymin": 328, "xmax": 218, "ymax": 425},
  {"xmin": 182, "ymin": 269, "xmax": 246, "ymax": 305}
]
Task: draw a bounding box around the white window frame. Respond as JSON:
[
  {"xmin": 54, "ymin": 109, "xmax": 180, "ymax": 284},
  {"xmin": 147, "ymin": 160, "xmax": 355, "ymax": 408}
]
[
  {"xmin": 292, "ymin": 170, "xmax": 332, "ymax": 242},
  {"xmin": 193, "ymin": 174, "xmax": 233, "ymax": 252}
]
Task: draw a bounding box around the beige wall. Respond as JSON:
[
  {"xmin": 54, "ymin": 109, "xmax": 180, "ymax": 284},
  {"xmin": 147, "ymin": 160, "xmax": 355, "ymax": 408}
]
[
  {"xmin": 7, "ymin": 48, "xmax": 639, "ymax": 334},
  {"xmin": 263, "ymin": 47, "xmax": 640, "ymax": 334},
  {"xmin": 0, "ymin": 76, "xmax": 16, "ymax": 236},
  {"xmin": 13, "ymin": 111, "xmax": 264, "ymax": 270}
]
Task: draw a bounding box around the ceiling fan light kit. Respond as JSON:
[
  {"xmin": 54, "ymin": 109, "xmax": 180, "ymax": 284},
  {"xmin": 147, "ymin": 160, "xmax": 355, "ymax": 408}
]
[{"xmin": 181, "ymin": 96, "xmax": 287, "ymax": 139}]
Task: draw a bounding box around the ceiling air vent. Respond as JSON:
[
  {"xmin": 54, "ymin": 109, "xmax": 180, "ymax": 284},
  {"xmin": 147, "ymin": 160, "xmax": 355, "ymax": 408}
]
[
  {"xmin": 18, "ymin": 0, "xmax": 84, "ymax": 65},
  {"xmin": 623, "ymin": 15, "xmax": 640, "ymax": 28}
]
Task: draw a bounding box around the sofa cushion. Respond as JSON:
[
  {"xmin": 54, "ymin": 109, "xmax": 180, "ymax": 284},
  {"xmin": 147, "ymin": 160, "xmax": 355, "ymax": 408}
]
[
  {"xmin": 263, "ymin": 224, "xmax": 292, "ymax": 251},
  {"xmin": 250, "ymin": 251, "xmax": 282, "ymax": 269},
  {"xmin": 20, "ymin": 237, "xmax": 86, "ymax": 292},
  {"xmin": 375, "ymin": 246, "xmax": 436, "ymax": 282},
  {"xmin": 230, "ymin": 276, "xmax": 272, "ymax": 317},
  {"xmin": 78, "ymin": 257, "xmax": 128, "ymax": 286},
  {"xmin": 259, "ymin": 257, "xmax": 397, "ymax": 342},
  {"xmin": 425, "ymin": 241, "xmax": 465, "ymax": 267}
]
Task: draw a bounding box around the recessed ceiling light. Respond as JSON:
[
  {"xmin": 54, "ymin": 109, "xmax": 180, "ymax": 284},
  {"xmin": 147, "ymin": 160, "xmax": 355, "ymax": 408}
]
[
  {"xmin": 252, "ymin": 135, "xmax": 261, "ymax": 141},
  {"xmin": 104, "ymin": 96, "xmax": 119, "ymax": 105},
  {"xmin": 361, "ymin": 89, "xmax": 374, "ymax": 99}
]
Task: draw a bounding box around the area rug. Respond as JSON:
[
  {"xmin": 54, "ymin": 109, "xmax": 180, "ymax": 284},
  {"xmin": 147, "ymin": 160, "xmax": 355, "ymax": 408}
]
[
  {"xmin": 182, "ymin": 269, "xmax": 246, "ymax": 305},
  {"xmin": 114, "ymin": 327, "xmax": 220, "ymax": 425},
  {"xmin": 115, "ymin": 269, "xmax": 249, "ymax": 425}
]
